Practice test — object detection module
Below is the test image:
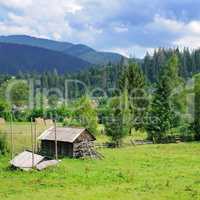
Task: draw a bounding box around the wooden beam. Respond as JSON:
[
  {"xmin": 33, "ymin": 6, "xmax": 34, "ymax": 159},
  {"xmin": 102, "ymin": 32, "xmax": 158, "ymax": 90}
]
[
  {"xmin": 54, "ymin": 120, "xmax": 58, "ymax": 160},
  {"xmin": 9, "ymin": 112, "xmax": 14, "ymax": 159},
  {"xmin": 31, "ymin": 118, "xmax": 34, "ymax": 168}
]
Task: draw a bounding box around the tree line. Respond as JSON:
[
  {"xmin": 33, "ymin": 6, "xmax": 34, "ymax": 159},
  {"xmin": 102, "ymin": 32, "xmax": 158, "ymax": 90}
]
[
  {"xmin": 1, "ymin": 48, "xmax": 200, "ymax": 147},
  {"xmin": 142, "ymin": 48, "xmax": 200, "ymax": 82}
]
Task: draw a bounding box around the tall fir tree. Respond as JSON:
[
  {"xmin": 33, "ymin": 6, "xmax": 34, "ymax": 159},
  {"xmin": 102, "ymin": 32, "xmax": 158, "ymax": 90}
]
[
  {"xmin": 193, "ymin": 74, "xmax": 200, "ymax": 140},
  {"xmin": 146, "ymin": 55, "xmax": 181, "ymax": 142},
  {"xmin": 119, "ymin": 62, "xmax": 148, "ymax": 130},
  {"xmin": 105, "ymin": 93, "xmax": 131, "ymax": 147}
]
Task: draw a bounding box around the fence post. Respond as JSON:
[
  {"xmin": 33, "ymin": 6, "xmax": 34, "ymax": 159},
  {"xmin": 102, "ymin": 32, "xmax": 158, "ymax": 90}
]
[
  {"xmin": 10, "ymin": 112, "xmax": 14, "ymax": 159},
  {"xmin": 31, "ymin": 118, "xmax": 34, "ymax": 168},
  {"xmin": 54, "ymin": 119, "xmax": 58, "ymax": 160}
]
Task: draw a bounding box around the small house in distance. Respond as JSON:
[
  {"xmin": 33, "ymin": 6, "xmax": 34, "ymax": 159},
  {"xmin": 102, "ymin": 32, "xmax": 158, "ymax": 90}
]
[{"xmin": 38, "ymin": 127, "xmax": 96, "ymax": 158}]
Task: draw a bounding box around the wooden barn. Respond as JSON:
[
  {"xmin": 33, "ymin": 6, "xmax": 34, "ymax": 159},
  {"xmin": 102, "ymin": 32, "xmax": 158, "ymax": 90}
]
[{"xmin": 38, "ymin": 127, "xmax": 96, "ymax": 158}]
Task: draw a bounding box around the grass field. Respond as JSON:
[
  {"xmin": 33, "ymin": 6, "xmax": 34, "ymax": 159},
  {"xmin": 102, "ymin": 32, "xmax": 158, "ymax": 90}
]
[
  {"xmin": 0, "ymin": 122, "xmax": 147, "ymax": 154},
  {"xmin": 0, "ymin": 142, "xmax": 200, "ymax": 200},
  {"xmin": 0, "ymin": 123, "xmax": 200, "ymax": 199},
  {"xmin": 0, "ymin": 122, "xmax": 53, "ymax": 153}
]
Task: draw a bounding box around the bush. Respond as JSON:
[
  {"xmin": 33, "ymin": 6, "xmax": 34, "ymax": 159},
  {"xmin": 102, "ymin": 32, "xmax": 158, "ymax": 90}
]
[
  {"xmin": 63, "ymin": 117, "xmax": 82, "ymax": 127},
  {"xmin": 0, "ymin": 133, "xmax": 9, "ymax": 155}
]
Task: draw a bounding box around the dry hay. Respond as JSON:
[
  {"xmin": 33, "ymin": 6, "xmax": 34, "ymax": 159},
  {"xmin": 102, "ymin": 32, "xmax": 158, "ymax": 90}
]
[
  {"xmin": 0, "ymin": 118, "xmax": 5, "ymax": 124},
  {"xmin": 44, "ymin": 119, "xmax": 54, "ymax": 126},
  {"xmin": 35, "ymin": 118, "xmax": 45, "ymax": 125}
]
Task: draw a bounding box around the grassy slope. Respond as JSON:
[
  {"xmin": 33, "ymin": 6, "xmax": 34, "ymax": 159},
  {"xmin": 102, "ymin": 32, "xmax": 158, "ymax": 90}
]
[{"xmin": 0, "ymin": 143, "xmax": 200, "ymax": 200}]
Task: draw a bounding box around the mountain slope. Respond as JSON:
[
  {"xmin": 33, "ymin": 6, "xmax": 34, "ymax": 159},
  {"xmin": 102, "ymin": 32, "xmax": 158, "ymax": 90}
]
[
  {"xmin": 63, "ymin": 44, "xmax": 123, "ymax": 65},
  {"xmin": 0, "ymin": 42, "xmax": 91, "ymax": 74},
  {"xmin": 0, "ymin": 35, "xmax": 124, "ymax": 65},
  {"xmin": 0, "ymin": 35, "xmax": 73, "ymax": 52}
]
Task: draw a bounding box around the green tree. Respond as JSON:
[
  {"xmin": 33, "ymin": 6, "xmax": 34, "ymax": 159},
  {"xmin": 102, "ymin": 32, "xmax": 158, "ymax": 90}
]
[
  {"xmin": 74, "ymin": 96, "xmax": 99, "ymax": 134},
  {"xmin": 146, "ymin": 55, "xmax": 181, "ymax": 142},
  {"xmin": 9, "ymin": 80, "xmax": 29, "ymax": 107},
  {"xmin": 0, "ymin": 100, "xmax": 10, "ymax": 120},
  {"xmin": 0, "ymin": 132, "xmax": 9, "ymax": 155},
  {"xmin": 193, "ymin": 74, "xmax": 200, "ymax": 140},
  {"xmin": 48, "ymin": 94, "xmax": 59, "ymax": 108},
  {"xmin": 119, "ymin": 62, "xmax": 148, "ymax": 130},
  {"xmin": 105, "ymin": 97, "xmax": 124, "ymax": 146},
  {"xmin": 105, "ymin": 85, "xmax": 131, "ymax": 146}
]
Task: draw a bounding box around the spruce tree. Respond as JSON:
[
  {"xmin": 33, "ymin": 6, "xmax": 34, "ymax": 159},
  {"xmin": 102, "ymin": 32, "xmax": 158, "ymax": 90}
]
[
  {"xmin": 105, "ymin": 82, "xmax": 131, "ymax": 146},
  {"xmin": 193, "ymin": 74, "xmax": 200, "ymax": 140},
  {"xmin": 119, "ymin": 62, "xmax": 148, "ymax": 130},
  {"xmin": 146, "ymin": 55, "xmax": 181, "ymax": 143},
  {"xmin": 105, "ymin": 97, "xmax": 124, "ymax": 147}
]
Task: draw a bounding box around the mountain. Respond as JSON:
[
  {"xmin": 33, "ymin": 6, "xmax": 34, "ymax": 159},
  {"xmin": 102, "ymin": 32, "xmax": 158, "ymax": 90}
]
[
  {"xmin": 63, "ymin": 44, "xmax": 123, "ymax": 65},
  {"xmin": 0, "ymin": 35, "xmax": 124, "ymax": 65},
  {"xmin": 0, "ymin": 35, "xmax": 73, "ymax": 52},
  {"xmin": 0, "ymin": 42, "xmax": 91, "ymax": 74}
]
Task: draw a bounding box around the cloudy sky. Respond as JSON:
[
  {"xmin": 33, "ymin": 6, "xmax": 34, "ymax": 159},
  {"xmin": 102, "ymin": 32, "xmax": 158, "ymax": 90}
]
[{"xmin": 0, "ymin": 0, "xmax": 200, "ymax": 58}]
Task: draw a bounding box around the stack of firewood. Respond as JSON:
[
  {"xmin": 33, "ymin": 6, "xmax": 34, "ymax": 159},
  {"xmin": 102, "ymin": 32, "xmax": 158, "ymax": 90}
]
[{"xmin": 73, "ymin": 141, "xmax": 103, "ymax": 159}]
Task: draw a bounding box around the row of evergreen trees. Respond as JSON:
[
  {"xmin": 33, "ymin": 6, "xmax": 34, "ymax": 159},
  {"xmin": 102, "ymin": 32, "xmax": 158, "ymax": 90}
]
[
  {"xmin": 142, "ymin": 48, "xmax": 200, "ymax": 82},
  {"xmin": 11, "ymin": 47, "xmax": 200, "ymax": 98},
  {"xmin": 105, "ymin": 54, "xmax": 200, "ymax": 144}
]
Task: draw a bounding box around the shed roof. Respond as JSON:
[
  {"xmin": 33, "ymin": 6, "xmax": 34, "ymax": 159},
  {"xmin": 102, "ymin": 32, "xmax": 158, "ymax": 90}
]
[
  {"xmin": 36, "ymin": 160, "xmax": 59, "ymax": 171},
  {"xmin": 38, "ymin": 127, "xmax": 95, "ymax": 143},
  {"xmin": 10, "ymin": 151, "xmax": 45, "ymax": 170}
]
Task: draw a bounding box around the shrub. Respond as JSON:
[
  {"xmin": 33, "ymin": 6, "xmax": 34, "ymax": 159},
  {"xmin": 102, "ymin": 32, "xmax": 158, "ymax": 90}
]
[
  {"xmin": 0, "ymin": 132, "xmax": 9, "ymax": 155},
  {"xmin": 63, "ymin": 117, "xmax": 82, "ymax": 127}
]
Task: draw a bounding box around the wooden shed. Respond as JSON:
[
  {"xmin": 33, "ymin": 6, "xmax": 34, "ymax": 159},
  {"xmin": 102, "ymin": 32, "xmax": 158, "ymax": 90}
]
[{"xmin": 38, "ymin": 127, "xmax": 96, "ymax": 158}]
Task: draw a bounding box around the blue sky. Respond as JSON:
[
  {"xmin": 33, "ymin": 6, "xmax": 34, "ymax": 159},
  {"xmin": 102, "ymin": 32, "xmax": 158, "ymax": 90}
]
[{"xmin": 0, "ymin": 0, "xmax": 200, "ymax": 58}]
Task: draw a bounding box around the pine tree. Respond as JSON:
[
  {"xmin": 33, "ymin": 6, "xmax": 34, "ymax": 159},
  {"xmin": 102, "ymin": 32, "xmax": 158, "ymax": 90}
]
[
  {"xmin": 105, "ymin": 82, "xmax": 131, "ymax": 146},
  {"xmin": 146, "ymin": 55, "xmax": 181, "ymax": 142},
  {"xmin": 121, "ymin": 81, "xmax": 132, "ymax": 135},
  {"xmin": 142, "ymin": 52, "xmax": 153, "ymax": 81},
  {"xmin": 119, "ymin": 62, "xmax": 148, "ymax": 130},
  {"xmin": 193, "ymin": 74, "xmax": 200, "ymax": 140}
]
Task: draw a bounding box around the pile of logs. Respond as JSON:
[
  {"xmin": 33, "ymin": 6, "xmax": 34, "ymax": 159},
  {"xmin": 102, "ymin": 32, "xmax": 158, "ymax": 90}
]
[{"xmin": 73, "ymin": 141, "xmax": 103, "ymax": 159}]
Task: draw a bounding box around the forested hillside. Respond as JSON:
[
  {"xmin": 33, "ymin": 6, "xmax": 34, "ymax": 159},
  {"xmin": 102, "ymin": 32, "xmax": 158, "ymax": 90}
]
[
  {"xmin": 0, "ymin": 35, "xmax": 124, "ymax": 65},
  {"xmin": 7, "ymin": 47, "xmax": 200, "ymax": 93},
  {"xmin": 0, "ymin": 42, "xmax": 91, "ymax": 74}
]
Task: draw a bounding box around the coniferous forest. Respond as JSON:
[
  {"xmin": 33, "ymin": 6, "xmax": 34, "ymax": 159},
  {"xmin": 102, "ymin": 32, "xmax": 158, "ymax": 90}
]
[{"xmin": 1, "ymin": 47, "xmax": 200, "ymax": 144}]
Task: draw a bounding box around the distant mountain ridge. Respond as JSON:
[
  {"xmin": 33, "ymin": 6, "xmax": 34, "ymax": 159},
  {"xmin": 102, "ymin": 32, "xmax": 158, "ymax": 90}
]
[
  {"xmin": 0, "ymin": 42, "xmax": 91, "ymax": 74},
  {"xmin": 0, "ymin": 35, "xmax": 124, "ymax": 65},
  {"xmin": 0, "ymin": 35, "xmax": 73, "ymax": 52}
]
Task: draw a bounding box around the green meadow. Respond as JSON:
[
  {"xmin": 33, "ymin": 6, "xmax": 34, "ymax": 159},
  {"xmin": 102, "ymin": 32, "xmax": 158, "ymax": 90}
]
[{"xmin": 0, "ymin": 142, "xmax": 200, "ymax": 200}]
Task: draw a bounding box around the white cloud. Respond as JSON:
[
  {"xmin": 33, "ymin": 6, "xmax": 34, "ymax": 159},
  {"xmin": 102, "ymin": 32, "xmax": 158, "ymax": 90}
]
[
  {"xmin": 150, "ymin": 15, "xmax": 184, "ymax": 33},
  {"xmin": 0, "ymin": 21, "xmax": 36, "ymax": 36},
  {"xmin": 0, "ymin": 0, "xmax": 84, "ymax": 41},
  {"xmin": 107, "ymin": 45, "xmax": 154, "ymax": 58},
  {"xmin": 63, "ymin": 2, "xmax": 83, "ymax": 14},
  {"xmin": 0, "ymin": 0, "xmax": 112, "ymax": 49},
  {"xmin": 2, "ymin": 1, "xmax": 200, "ymax": 57},
  {"xmin": 148, "ymin": 15, "xmax": 200, "ymax": 49},
  {"xmin": 0, "ymin": 0, "xmax": 32, "ymax": 9},
  {"xmin": 174, "ymin": 36, "xmax": 200, "ymax": 49},
  {"xmin": 173, "ymin": 20, "xmax": 200, "ymax": 48},
  {"xmin": 114, "ymin": 25, "xmax": 128, "ymax": 33}
]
